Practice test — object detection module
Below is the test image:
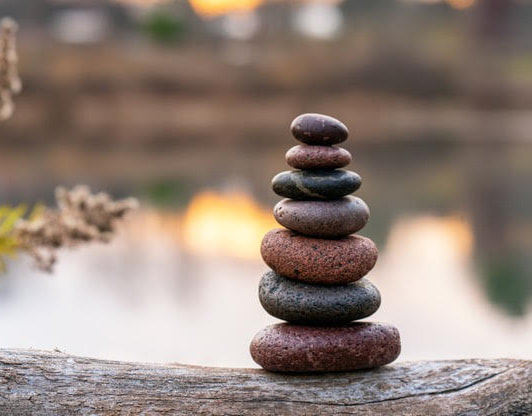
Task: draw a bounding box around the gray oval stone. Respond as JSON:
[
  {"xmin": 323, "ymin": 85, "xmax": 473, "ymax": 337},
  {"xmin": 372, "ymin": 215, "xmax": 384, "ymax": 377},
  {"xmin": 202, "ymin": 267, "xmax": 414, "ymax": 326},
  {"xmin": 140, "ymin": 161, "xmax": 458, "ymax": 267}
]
[
  {"xmin": 271, "ymin": 170, "xmax": 361, "ymax": 200},
  {"xmin": 259, "ymin": 271, "xmax": 381, "ymax": 325},
  {"xmin": 290, "ymin": 113, "xmax": 349, "ymax": 145},
  {"xmin": 274, "ymin": 196, "xmax": 369, "ymax": 238}
]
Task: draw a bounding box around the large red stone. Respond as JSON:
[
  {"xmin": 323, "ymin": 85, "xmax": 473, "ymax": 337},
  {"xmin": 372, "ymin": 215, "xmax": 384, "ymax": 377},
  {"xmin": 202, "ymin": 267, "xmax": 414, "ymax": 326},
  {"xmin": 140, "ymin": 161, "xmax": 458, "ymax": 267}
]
[
  {"xmin": 250, "ymin": 322, "xmax": 401, "ymax": 373},
  {"xmin": 261, "ymin": 229, "xmax": 378, "ymax": 284}
]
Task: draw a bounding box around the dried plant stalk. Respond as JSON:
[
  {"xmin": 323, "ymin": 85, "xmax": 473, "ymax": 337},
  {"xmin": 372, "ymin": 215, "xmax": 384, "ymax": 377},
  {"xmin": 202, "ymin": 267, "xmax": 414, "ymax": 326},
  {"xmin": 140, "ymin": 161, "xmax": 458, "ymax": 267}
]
[
  {"xmin": 14, "ymin": 186, "xmax": 138, "ymax": 272},
  {"xmin": 0, "ymin": 17, "xmax": 21, "ymax": 121}
]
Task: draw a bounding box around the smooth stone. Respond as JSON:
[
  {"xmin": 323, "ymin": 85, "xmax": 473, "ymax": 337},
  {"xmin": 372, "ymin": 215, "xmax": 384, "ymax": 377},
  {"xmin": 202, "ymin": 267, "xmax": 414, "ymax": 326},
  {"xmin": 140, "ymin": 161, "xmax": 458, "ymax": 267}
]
[
  {"xmin": 250, "ymin": 322, "xmax": 401, "ymax": 373},
  {"xmin": 273, "ymin": 196, "xmax": 369, "ymax": 238},
  {"xmin": 290, "ymin": 113, "xmax": 349, "ymax": 145},
  {"xmin": 272, "ymin": 170, "xmax": 361, "ymax": 200},
  {"xmin": 285, "ymin": 145, "xmax": 352, "ymax": 170},
  {"xmin": 259, "ymin": 271, "xmax": 381, "ymax": 325},
  {"xmin": 261, "ymin": 229, "xmax": 378, "ymax": 284}
]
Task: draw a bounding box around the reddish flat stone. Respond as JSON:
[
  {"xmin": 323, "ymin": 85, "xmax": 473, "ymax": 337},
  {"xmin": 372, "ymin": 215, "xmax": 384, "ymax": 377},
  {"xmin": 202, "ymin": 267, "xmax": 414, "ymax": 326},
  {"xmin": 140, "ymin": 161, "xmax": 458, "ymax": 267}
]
[
  {"xmin": 250, "ymin": 322, "xmax": 401, "ymax": 373},
  {"xmin": 261, "ymin": 229, "xmax": 378, "ymax": 284},
  {"xmin": 273, "ymin": 196, "xmax": 370, "ymax": 238},
  {"xmin": 285, "ymin": 145, "xmax": 352, "ymax": 170},
  {"xmin": 290, "ymin": 113, "xmax": 349, "ymax": 145}
]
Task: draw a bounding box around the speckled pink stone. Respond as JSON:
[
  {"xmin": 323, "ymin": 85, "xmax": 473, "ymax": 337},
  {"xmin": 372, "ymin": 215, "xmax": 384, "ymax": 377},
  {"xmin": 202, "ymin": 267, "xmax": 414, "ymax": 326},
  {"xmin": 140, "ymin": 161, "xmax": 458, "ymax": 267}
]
[
  {"xmin": 250, "ymin": 322, "xmax": 401, "ymax": 373},
  {"xmin": 285, "ymin": 145, "xmax": 352, "ymax": 170},
  {"xmin": 261, "ymin": 229, "xmax": 378, "ymax": 284}
]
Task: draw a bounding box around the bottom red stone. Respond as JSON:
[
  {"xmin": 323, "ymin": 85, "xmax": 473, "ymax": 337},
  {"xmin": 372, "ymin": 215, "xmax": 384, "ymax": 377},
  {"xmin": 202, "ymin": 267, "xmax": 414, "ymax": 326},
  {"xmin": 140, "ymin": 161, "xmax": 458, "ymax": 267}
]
[{"xmin": 250, "ymin": 322, "xmax": 401, "ymax": 373}]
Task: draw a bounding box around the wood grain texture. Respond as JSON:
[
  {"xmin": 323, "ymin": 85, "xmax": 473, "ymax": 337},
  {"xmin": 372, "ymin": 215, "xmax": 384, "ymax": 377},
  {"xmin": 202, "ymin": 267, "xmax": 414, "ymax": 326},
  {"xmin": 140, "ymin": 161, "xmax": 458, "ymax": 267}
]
[{"xmin": 0, "ymin": 349, "xmax": 530, "ymax": 415}]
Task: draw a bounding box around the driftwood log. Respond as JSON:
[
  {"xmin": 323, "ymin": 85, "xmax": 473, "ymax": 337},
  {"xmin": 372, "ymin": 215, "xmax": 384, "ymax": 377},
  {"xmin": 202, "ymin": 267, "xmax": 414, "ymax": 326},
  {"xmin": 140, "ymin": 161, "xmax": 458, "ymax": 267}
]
[{"xmin": 0, "ymin": 349, "xmax": 530, "ymax": 415}]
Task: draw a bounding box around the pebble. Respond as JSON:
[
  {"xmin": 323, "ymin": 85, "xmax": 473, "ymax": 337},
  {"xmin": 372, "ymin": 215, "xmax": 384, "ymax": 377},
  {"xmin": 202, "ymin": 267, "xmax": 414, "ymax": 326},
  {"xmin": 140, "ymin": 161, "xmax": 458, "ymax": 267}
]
[
  {"xmin": 272, "ymin": 170, "xmax": 361, "ymax": 200},
  {"xmin": 261, "ymin": 229, "xmax": 378, "ymax": 284},
  {"xmin": 285, "ymin": 145, "xmax": 352, "ymax": 170},
  {"xmin": 250, "ymin": 322, "xmax": 401, "ymax": 373},
  {"xmin": 273, "ymin": 196, "xmax": 369, "ymax": 238},
  {"xmin": 290, "ymin": 113, "xmax": 349, "ymax": 145},
  {"xmin": 259, "ymin": 271, "xmax": 381, "ymax": 325}
]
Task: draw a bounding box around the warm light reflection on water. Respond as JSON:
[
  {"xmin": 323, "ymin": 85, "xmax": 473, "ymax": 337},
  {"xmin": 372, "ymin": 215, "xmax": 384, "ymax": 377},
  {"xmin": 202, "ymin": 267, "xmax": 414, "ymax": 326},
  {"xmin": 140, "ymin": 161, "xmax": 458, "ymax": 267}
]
[
  {"xmin": 386, "ymin": 215, "xmax": 474, "ymax": 261},
  {"xmin": 0, "ymin": 204, "xmax": 530, "ymax": 367},
  {"xmin": 181, "ymin": 190, "xmax": 277, "ymax": 260},
  {"xmin": 376, "ymin": 215, "xmax": 532, "ymax": 361},
  {"xmin": 119, "ymin": 190, "xmax": 277, "ymax": 260}
]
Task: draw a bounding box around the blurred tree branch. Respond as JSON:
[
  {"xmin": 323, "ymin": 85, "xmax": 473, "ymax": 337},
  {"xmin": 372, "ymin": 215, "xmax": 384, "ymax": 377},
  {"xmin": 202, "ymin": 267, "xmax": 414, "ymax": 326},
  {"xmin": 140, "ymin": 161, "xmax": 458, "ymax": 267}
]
[
  {"xmin": 0, "ymin": 186, "xmax": 138, "ymax": 273},
  {"xmin": 0, "ymin": 17, "xmax": 21, "ymax": 121}
]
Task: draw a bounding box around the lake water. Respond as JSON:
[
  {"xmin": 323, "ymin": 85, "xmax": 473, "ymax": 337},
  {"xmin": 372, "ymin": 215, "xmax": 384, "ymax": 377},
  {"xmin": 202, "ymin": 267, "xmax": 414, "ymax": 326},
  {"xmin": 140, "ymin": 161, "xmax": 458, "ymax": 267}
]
[{"xmin": 0, "ymin": 139, "xmax": 531, "ymax": 367}]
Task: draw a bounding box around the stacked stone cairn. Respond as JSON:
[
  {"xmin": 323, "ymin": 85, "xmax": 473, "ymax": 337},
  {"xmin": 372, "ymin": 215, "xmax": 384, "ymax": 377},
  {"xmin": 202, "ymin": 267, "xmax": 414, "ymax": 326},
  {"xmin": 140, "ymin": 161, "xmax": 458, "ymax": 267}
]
[{"xmin": 250, "ymin": 113, "xmax": 401, "ymax": 373}]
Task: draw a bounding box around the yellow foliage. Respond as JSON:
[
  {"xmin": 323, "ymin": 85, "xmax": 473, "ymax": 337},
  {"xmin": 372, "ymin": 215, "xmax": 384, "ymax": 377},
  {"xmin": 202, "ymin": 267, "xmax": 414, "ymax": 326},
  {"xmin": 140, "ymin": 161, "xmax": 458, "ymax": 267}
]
[{"xmin": 0, "ymin": 203, "xmax": 44, "ymax": 272}]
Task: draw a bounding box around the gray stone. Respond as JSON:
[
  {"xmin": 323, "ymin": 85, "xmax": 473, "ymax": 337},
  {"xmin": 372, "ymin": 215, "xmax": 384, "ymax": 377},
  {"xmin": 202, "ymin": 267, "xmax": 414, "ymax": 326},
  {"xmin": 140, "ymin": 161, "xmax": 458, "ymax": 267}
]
[
  {"xmin": 259, "ymin": 271, "xmax": 381, "ymax": 325},
  {"xmin": 273, "ymin": 196, "xmax": 369, "ymax": 238},
  {"xmin": 272, "ymin": 170, "xmax": 361, "ymax": 200}
]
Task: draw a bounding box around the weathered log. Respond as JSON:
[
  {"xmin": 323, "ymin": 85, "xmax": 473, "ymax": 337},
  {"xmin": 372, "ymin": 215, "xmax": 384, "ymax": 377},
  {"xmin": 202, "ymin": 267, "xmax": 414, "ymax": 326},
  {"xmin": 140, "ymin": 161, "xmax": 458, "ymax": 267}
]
[{"xmin": 0, "ymin": 349, "xmax": 530, "ymax": 415}]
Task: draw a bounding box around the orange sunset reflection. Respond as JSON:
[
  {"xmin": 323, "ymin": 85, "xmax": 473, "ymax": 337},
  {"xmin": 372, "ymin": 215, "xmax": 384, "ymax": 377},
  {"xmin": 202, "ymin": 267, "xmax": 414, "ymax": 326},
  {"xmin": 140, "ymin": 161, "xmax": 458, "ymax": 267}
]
[{"xmin": 181, "ymin": 190, "xmax": 277, "ymax": 260}]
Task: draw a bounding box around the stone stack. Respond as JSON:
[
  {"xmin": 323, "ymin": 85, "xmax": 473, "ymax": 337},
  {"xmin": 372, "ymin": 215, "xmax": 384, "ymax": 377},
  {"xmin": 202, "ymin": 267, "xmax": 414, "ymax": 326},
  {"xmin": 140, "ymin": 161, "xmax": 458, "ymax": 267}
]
[{"xmin": 250, "ymin": 113, "xmax": 401, "ymax": 373}]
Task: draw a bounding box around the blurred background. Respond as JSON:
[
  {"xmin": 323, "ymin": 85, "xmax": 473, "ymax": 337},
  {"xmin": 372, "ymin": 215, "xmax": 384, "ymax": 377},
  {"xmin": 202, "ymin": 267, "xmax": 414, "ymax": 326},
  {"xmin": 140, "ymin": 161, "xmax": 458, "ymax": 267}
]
[{"xmin": 0, "ymin": 0, "xmax": 531, "ymax": 367}]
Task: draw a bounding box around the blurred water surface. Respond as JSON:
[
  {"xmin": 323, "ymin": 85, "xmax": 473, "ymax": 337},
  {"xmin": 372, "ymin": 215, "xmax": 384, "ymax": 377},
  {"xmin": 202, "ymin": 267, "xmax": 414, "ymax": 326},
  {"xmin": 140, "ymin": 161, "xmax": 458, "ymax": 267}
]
[
  {"xmin": 0, "ymin": 137, "xmax": 531, "ymax": 367},
  {"xmin": 0, "ymin": 0, "xmax": 531, "ymax": 367}
]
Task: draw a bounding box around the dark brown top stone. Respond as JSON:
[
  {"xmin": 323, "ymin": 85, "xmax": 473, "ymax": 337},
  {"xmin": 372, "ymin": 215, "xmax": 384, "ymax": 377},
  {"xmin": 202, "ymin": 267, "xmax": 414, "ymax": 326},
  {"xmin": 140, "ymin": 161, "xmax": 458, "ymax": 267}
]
[
  {"xmin": 285, "ymin": 145, "xmax": 352, "ymax": 170},
  {"xmin": 261, "ymin": 229, "xmax": 378, "ymax": 284},
  {"xmin": 250, "ymin": 322, "xmax": 401, "ymax": 373},
  {"xmin": 273, "ymin": 196, "xmax": 370, "ymax": 238},
  {"xmin": 290, "ymin": 113, "xmax": 349, "ymax": 145}
]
